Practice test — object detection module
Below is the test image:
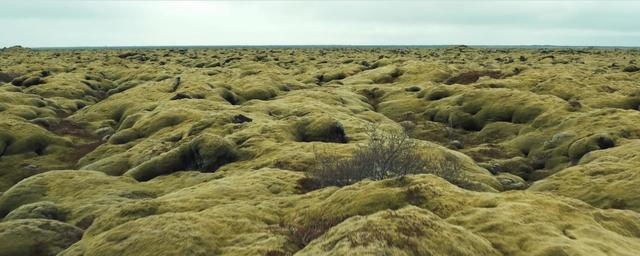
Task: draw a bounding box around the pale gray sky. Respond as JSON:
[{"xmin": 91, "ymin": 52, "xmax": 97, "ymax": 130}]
[{"xmin": 1, "ymin": 1, "xmax": 639, "ymax": 47}]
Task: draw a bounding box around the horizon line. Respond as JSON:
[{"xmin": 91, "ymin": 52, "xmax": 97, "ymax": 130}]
[{"xmin": 8, "ymin": 44, "xmax": 640, "ymax": 50}]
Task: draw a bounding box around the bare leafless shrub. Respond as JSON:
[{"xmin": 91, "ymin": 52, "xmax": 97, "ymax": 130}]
[
  {"xmin": 309, "ymin": 125, "xmax": 471, "ymax": 189},
  {"xmin": 310, "ymin": 125, "xmax": 427, "ymax": 187}
]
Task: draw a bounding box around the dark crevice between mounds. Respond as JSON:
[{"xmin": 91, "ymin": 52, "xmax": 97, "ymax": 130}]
[
  {"xmin": 181, "ymin": 145, "xmax": 237, "ymax": 172},
  {"xmin": 222, "ymin": 57, "xmax": 242, "ymax": 66},
  {"xmin": 596, "ymin": 136, "xmax": 615, "ymax": 149},
  {"xmin": 170, "ymin": 92, "xmax": 204, "ymax": 100},
  {"xmin": 423, "ymin": 109, "xmax": 482, "ymax": 132},
  {"xmin": 170, "ymin": 93, "xmax": 191, "ymax": 100},
  {"xmin": 538, "ymin": 55, "xmax": 555, "ymax": 61},
  {"xmin": 3, "ymin": 134, "xmax": 50, "ymax": 158},
  {"xmin": 170, "ymin": 77, "xmax": 181, "ymax": 92},
  {"xmin": 238, "ymin": 88, "xmax": 279, "ymax": 102},
  {"xmin": 10, "ymin": 70, "xmax": 51, "ymax": 87},
  {"xmin": 359, "ymin": 60, "xmax": 376, "ymax": 70},
  {"xmin": 425, "ymin": 89, "xmax": 451, "ymax": 101},
  {"xmin": 125, "ymin": 135, "xmax": 239, "ymax": 181},
  {"xmin": 495, "ymin": 133, "xmax": 618, "ymax": 181},
  {"xmin": 0, "ymin": 71, "xmax": 21, "ymax": 83},
  {"xmin": 75, "ymin": 215, "xmax": 96, "ymax": 230},
  {"xmin": 33, "ymin": 143, "xmax": 46, "ymax": 156},
  {"xmin": 316, "ymin": 73, "xmax": 347, "ymax": 85},
  {"xmin": 444, "ymin": 71, "xmax": 504, "ymax": 85},
  {"xmin": 47, "ymin": 119, "xmax": 97, "ymax": 140},
  {"xmin": 359, "ymin": 87, "xmax": 385, "ymax": 112},
  {"xmin": 0, "ymin": 139, "xmax": 10, "ymax": 158},
  {"xmin": 618, "ymin": 97, "xmax": 640, "ymax": 111},
  {"xmin": 67, "ymin": 141, "xmax": 104, "ymax": 168},
  {"xmin": 12, "ymin": 76, "xmax": 46, "ymax": 87},
  {"xmin": 50, "ymin": 119, "xmax": 104, "ymax": 168},
  {"xmin": 76, "ymin": 101, "xmax": 87, "ymax": 110},
  {"xmin": 566, "ymin": 99, "xmax": 582, "ymax": 112},
  {"xmin": 231, "ymin": 114, "xmax": 252, "ymax": 124},
  {"xmin": 220, "ymin": 89, "xmax": 240, "ymax": 105},
  {"xmin": 45, "ymin": 119, "xmax": 105, "ymax": 167},
  {"xmin": 478, "ymin": 157, "xmax": 538, "ymax": 182},
  {"xmin": 568, "ymin": 133, "xmax": 616, "ymax": 162},
  {"xmin": 623, "ymin": 65, "xmax": 640, "ymax": 73},
  {"xmin": 609, "ymin": 198, "xmax": 628, "ymax": 210},
  {"xmin": 3, "ymin": 202, "xmax": 67, "ymax": 223},
  {"xmin": 117, "ymin": 52, "xmax": 138, "ymax": 59},
  {"xmin": 295, "ymin": 177, "xmax": 322, "ymax": 194},
  {"xmin": 296, "ymin": 117, "xmax": 348, "ymax": 144},
  {"xmin": 111, "ymin": 108, "xmax": 126, "ymax": 127},
  {"xmin": 373, "ymin": 67, "xmax": 403, "ymax": 84},
  {"xmin": 79, "ymin": 81, "xmax": 109, "ymax": 101},
  {"xmin": 404, "ymin": 86, "xmax": 422, "ymax": 92},
  {"xmin": 118, "ymin": 52, "xmax": 150, "ymax": 61}
]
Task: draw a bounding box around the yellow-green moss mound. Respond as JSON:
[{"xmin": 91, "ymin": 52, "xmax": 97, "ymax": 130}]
[{"xmin": 2, "ymin": 47, "xmax": 640, "ymax": 255}]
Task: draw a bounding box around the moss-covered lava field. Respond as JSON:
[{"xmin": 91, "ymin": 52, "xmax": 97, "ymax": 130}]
[{"xmin": 1, "ymin": 46, "xmax": 640, "ymax": 255}]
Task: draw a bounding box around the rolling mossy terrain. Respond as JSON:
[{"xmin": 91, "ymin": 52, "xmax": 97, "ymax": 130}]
[{"xmin": 1, "ymin": 46, "xmax": 640, "ymax": 255}]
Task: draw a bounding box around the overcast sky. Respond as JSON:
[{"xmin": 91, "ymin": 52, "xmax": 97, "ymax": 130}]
[{"xmin": 1, "ymin": 1, "xmax": 639, "ymax": 47}]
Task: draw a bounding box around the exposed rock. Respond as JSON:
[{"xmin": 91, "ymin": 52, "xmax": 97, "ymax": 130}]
[{"xmin": 623, "ymin": 65, "xmax": 640, "ymax": 72}]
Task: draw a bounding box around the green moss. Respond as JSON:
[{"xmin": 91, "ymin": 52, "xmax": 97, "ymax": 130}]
[
  {"xmin": 371, "ymin": 67, "xmax": 402, "ymax": 84},
  {"xmin": 477, "ymin": 122, "xmax": 521, "ymax": 142},
  {"xmin": 237, "ymin": 87, "xmax": 277, "ymax": 101},
  {"xmin": 568, "ymin": 133, "xmax": 615, "ymax": 161},
  {"xmin": 623, "ymin": 66, "xmax": 639, "ymax": 72},
  {"xmin": 426, "ymin": 88, "xmax": 451, "ymax": 101},
  {"xmin": 449, "ymin": 111, "xmax": 480, "ymax": 131},
  {"xmin": 108, "ymin": 128, "xmax": 140, "ymax": 144},
  {"xmin": 124, "ymin": 134, "xmax": 238, "ymax": 181},
  {"xmin": 512, "ymin": 105, "xmax": 544, "ymax": 123},
  {"xmin": 82, "ymin": 154, "xmax": 132, "ymax": 176},
  {"xmin": 485, "ymin": 157, "xmax": 533, "ymax": 179},
  {"xmin": 0, "ymin": 219, "xmax": 83, "ymax": 256},
  {"xmin": 318, "ymin": 70, "xmax": 347, "ymax": 83},
  {"xmin": 21, "ymin": 77, "xmax": 46, "ymax": 87},
  {"xmin": 297, "ymin": 206, "xmax": 499, "ymax": 255},
  {"xmin": 0, "ymin": 176, "xmax": 48, "ymax": 217},
  {"xmin": 219, "ymin": 89, "xmax": 240, "ymax": 105},
  {"xmin": 2, "ymin": 47, "xmax": 640, "ymax": 255},
  {"xmin": 474, "ymin": 105, "xmax": 515, "ymax": 127},
  {"xmin": 134, "ymin": 111, "xmax": 185, "ymax": 137},
  {"xmin": 509, "ymin": 134, "xmax": 546, "ymax": 157},
  {"xmin": 0, "ymin": 140, "xmax": 6, "ymax": 156},
  {"xmin": 297, "ymin": 115, "xmax": 347, "ymax": 143},
  {"xmin": 5, "ymin": 201, "xmax": 63, "ymax": 221},
  {"xmin": 118, "ymin": 112, "xmax": 145, "ymax": 130}
]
